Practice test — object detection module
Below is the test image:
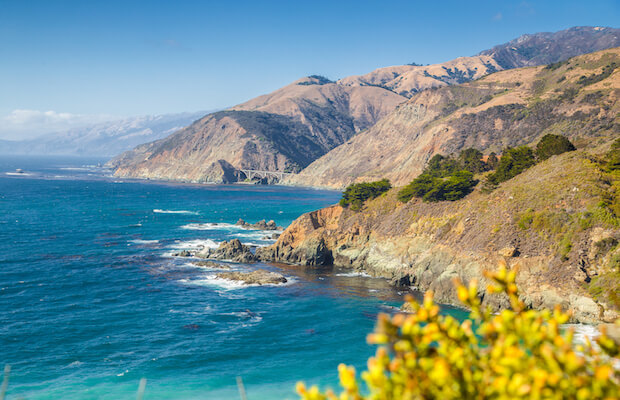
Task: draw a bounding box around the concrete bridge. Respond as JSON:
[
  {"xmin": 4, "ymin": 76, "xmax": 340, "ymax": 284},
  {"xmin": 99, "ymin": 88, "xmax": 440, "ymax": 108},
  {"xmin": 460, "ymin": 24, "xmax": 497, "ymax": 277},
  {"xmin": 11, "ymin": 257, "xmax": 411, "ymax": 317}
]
[{"xmin": 239, "ymin": 169, "xmax": 297, "ymax": 181}]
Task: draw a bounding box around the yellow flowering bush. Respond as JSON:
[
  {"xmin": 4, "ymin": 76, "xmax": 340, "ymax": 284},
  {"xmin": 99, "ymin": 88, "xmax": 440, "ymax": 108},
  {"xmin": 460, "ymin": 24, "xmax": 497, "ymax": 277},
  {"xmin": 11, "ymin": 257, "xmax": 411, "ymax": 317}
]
[{"xmin": 297, "ymin": 266, "xmax": 620, "ymax": 399}]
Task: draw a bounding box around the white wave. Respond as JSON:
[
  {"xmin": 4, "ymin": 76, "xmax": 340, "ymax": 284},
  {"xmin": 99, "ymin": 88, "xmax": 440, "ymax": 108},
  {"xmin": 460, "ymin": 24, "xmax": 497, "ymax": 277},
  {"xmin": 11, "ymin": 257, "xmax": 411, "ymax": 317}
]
[
  {"xmin": 335, "ymin": 271, "xmax": 371, "ymax": 278},
  {"xmin": 153, "ymin": 209, "xmax": 199, "ymax": 215},
  {"xmin": 5, "ymin": 172, "xmax": 34, "ymax": 176},
  {"xmin": 170, "ymin": 239, "xmax": 219, "ymax": 250},
  {"xmin": 180, "ymin": 222, "xmax": 236, "ymax": 230},
  {"xmin": 63, "ymin": 361, "xmax": 83, "ymax": 368},
  {"xmin": 564, "ymin": 323, "xmax": 600, "ymax": 345},
  {"xmin": 178, "ymin": 274, "xmax": 296, "ymax": 290},
  {"xmin": 128, "ymin": 239, "xmax": 159, "ymax": 245}
]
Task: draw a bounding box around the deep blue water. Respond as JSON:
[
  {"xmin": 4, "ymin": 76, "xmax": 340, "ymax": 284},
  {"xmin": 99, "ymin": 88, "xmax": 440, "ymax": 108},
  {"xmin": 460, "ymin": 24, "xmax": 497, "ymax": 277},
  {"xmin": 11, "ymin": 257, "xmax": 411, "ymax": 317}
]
[{"xmin": 0, "ymin": 156, "xmax": 431, "ymax": 399}]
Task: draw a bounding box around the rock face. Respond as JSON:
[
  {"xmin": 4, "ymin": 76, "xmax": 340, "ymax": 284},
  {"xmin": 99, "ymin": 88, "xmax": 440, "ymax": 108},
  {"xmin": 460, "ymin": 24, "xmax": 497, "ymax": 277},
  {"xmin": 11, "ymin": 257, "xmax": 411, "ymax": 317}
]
[
  {"xmin": 263, "ymin": 151, "xmax": 620, "ymax": 323},
  {"xmin": 286, "ymin": 47, "xmax": 620, "ymax": 188},
  {"xmin": 196, "ymin": 239, "xmax": 256, "ymax": 263},
  {"xmin": 236, "ymin": 219, "xmax": 282, "ymax": 231},
  {"xmin": 216, "ymin": 269, "xmax": 288, "ymax": 285},
  {"xmin": 478, "ymin": 26, "xmax": 620, "ymax": 69}
]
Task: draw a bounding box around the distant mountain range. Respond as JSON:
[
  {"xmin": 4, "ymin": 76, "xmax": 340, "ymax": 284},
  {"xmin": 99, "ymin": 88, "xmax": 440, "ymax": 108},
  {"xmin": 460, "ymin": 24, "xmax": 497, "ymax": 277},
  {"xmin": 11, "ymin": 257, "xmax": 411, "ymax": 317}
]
[
  {"xmin": 0, "ymin": 111, "xmax": 206, "ymax": 157},
  {"xmin": 107, "ymin": 26, "xmax": 620, "ymax": 184}
]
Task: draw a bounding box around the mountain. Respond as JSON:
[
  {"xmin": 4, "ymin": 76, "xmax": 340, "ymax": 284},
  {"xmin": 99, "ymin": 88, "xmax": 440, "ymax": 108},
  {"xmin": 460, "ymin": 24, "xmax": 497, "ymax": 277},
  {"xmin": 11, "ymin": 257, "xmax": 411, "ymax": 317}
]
[
  {"xmin": 287, "ymin": 47, "xmax": 620, "ymax": 188},
  {"xmin": 109, "ymin": 77, "xmax": 406, "ymax": 183},
  {"xmin": 110, "ymin": 26, "xmax": 620, "ymax": 184},
  {"xmin": 0, "ymin": 111, "xmax": 205, "ymax": 157},
  {"xmin": 479, "ymin": 26, "xmax": 620, "ymax": 69}
]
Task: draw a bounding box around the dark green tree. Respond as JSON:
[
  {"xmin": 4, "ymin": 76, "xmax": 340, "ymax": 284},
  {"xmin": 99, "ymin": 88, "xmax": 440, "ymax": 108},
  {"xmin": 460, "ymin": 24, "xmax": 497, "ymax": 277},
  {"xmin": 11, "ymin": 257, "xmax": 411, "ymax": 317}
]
[
  {"xmin": 536, "ymin": 134, "xmax": 576, "ymax": 161},
  {"xmin": 489, "ymin": 146, "xmax": 537, "ymax": 184},
  {"xmin": 340, "ymin": 179, "xmax": 391, "ymax": 210}
]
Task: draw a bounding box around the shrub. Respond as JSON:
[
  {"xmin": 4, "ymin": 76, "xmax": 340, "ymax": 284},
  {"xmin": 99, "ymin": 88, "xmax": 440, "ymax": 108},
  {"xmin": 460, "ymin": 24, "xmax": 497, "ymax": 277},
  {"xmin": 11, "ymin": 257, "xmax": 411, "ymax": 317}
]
[
  {"xmin": 487, "ymin": 146, "xmax": 537, "ymax": 185},
  {"xmin": 398, "ymin": 171, "xmax": 477, "ymax": 203},
  {"xmin": 297, "ymin": 266, "xmax": 620, "ymax": 400},
  {"xmin": 607, "ymin": 138, "xmax": 620, "ymax": 172},
  {"xmin": 340, "ymin": 179, "xmax": 391, "ymax": 211},
  {"xmin": 536, "ymin": 134, "xmax": 576, "ymax": 161}
]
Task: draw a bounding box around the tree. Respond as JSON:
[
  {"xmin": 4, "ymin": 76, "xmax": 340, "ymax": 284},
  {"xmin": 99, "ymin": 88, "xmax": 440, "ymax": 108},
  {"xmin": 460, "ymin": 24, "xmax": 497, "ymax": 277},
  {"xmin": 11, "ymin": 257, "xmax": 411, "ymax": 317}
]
[
  {"xmin": 297, "ymin": 265, "xmax": 620, "ymax": 400},
  {"xmin": 340, "ymin": 179, "xmax": 392, "ymax": 211},
  {"xmin": 487, "ymin": 152, "xmax": 499, "ymax": 170},
  {"xmin": 459, "ymin": 148, "xmax": 487, "ymax": 173},
  {"xmin": 536, "ymin": 134, "xmax": 576, "ymax": 161},
  {"xmin": 489, "ymin": 146, "xmax": 537, "ymax": 184}
]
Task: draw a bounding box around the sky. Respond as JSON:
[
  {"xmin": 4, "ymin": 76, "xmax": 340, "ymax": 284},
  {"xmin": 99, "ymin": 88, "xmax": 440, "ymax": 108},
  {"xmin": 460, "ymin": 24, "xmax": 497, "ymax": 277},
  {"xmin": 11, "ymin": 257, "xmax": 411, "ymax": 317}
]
[{"xmin": 0, "ymin": 0, "xmax": 619, "ymax": 140}]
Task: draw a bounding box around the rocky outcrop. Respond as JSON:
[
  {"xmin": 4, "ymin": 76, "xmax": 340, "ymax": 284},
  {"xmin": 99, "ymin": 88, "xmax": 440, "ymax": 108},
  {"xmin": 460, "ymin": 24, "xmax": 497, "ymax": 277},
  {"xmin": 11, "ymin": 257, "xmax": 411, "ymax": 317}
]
[
  {"xmin": 262, "ymin": 152, "xmax": 620, "ymax": 323},
  {"xmin": 236, "ymin": 219, "xmax": 282, "ymax": 231},
  {"xmin": 216, "ymin": 269, "xmax": 288, "ymax": 285},
  {"xmin": 196, "ymin": 239, "xmax": 256, "ymax": 263}
]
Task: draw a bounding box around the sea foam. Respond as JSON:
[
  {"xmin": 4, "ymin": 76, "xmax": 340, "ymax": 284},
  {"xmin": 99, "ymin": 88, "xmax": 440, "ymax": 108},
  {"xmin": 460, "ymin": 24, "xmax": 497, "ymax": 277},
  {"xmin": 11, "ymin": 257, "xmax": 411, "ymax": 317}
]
[{"xmin": 153, "ymin": 209, "xmax": 199, "ymax": 215}]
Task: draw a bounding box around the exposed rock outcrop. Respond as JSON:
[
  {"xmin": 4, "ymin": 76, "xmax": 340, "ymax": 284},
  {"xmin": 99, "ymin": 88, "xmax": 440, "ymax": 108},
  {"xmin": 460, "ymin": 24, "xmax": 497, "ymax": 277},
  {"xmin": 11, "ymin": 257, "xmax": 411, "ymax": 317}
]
[
  {"xmin": 216, "ymin": 269, "xmax": 288, "ymax": 285},
  {"xmin": 236, "ymin": 219, "xmax": 282, "ymax": 231},
  {"xmin": 196, "ymin": 239, "xmax": 256, "ymax": 263}
]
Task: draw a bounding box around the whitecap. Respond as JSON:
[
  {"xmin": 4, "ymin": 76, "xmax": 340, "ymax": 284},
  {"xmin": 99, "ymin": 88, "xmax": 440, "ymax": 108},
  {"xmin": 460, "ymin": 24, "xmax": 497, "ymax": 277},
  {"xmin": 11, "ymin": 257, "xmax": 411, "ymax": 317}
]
[
  {"xmin": 169, "ymin": 239, "xmax": 219, "ymax": 250},
  {"xmin": 153, "ymin": 209, "xmax": 199, "ymax": 215},
  {"xmin": 128, "ymin": 239, "xmax": 159, "ymax": 245},
  {"xmin": 5, "ymin": 172, "xmax": 34, "ymax": 176},
  {"xmin": 180, "ymin": 222, "xmax": 236, "ymax": 230},
  {"xmin": 64, "ymin": 361, "xmax": 83, "ymax": 368}
]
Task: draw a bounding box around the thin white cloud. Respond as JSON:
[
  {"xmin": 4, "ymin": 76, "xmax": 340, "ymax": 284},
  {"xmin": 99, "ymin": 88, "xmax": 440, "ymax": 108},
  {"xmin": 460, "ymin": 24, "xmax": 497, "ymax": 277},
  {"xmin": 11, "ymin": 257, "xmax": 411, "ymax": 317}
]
[
  {"xmin": 492, "ymin": 12, "xmax": 503, "ymax": 21},
  {"xmin": 0, "ymin": 109, "xmax": 116, "ymax": 140}
]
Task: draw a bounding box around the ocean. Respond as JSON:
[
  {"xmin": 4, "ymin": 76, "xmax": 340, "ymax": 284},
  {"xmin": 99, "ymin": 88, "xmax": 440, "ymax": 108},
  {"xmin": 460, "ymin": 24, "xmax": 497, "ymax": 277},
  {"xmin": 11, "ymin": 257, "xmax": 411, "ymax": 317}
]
[{"xmin": 0, "ymin": 156, "xmax": 440, "ymax": 399}]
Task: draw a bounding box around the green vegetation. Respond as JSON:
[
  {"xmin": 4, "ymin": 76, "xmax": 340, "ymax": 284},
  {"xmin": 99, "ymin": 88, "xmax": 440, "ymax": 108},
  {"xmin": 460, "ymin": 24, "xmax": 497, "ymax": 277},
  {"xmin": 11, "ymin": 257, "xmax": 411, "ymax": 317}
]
[
  {"xmin": 298, "ymin": 75, "xmax": 334, "ymax": 85},
  {"xmin": 577, "ymin": 62, "xmax": 618, "ymax": 86},
  {"xmin": 607, "ymin": 138, "xmax": 620, "ymax": 172},
  {"xmin": 340, "ymin": 179, "xmax": 392, "ymax": 211},
  {"xmin": 297, "ymin": 266, "xmax": 620, "ymax": 400},
  {"xmin": 486, "ymin": 146, "xmax": 536, "ymax": 185},
  {"xmin": 536, "ymin": 134, "xmax": 576, "ymax": 161},
  {"xmin": 398, "ymin": 148, "xmax": 487, "ymax": 203}
]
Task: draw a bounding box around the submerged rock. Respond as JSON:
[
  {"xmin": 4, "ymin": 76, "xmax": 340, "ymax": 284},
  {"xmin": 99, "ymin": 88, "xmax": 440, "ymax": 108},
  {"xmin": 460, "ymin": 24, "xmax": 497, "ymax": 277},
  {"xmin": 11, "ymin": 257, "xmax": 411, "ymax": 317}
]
[
  {"xmin": 216, "ymin": 269, "xmax": 288, "ymax": 285},
  {"xmin": 193, "ymin": 260, "xmax": 231, "ymax": 269}
]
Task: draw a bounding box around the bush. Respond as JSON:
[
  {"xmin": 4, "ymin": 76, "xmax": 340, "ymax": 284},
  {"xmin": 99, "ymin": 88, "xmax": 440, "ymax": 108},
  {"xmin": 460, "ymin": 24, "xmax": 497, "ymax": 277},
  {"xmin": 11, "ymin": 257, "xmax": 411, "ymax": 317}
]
[
  {"xmin": 487, "ymin": 146, "xmax": 537, "ymax": 185},
  {"xmin": 486, "ymin": 152, "xmax": 499, "ymax": 170},
  {"xmin": 297, "ymin": 266, "xmax": 620, "ymax": 400},
  {"xmin": 398, "ymin": 148, "xmax": 488, "ymax": 203},
  {"xmin": 398, "ymin": 171, "xmax": 477, "ymax": 203},
  {"xmin": 536, "ymin": 134, "xmax": 576, "ymax": 161},
  {"xmin": 340, "ymin": 179, "xmax": 391, "ymax": 211},
  {"xmin": 607, "ymin": 138, "xmax": 620, "ymax": 172}
]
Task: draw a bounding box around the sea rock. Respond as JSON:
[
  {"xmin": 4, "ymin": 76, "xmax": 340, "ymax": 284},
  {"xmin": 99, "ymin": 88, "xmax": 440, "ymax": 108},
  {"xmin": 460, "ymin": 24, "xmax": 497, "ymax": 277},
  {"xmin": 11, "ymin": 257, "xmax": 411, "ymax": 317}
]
[
  {"xmin": 197, "ymin": 239, "xmax": 256, "ymax": 263},
  {"xmin": 194, "ymin": 261, "xmax": 231, "ymax": 270},
  {"xmin": 173, "ymin": 250, "xmax": 192, "ymax": 257},
  {"xmin": 216, "ymin": 269, "xmax": 288, "ymax": 285},
  {"xmin": 236, "ymin": 218, "xmax": 282, "ymax": 231}
]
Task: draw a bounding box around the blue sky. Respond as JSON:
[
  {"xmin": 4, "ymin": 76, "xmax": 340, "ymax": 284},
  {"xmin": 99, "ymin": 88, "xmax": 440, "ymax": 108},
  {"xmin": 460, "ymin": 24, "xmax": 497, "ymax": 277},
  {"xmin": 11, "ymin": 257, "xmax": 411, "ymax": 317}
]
[{"xmin": 0, "ymin": 0, "xmax": 618, "ymax": 139}]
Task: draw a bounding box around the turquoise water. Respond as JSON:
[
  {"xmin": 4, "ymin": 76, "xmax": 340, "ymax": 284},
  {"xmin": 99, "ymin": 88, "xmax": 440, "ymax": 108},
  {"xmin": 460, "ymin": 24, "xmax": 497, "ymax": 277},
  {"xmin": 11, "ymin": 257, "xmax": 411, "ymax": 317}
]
[{"xmin": 0, "ymin": 156, "xmax": 432, "ymax": 399}]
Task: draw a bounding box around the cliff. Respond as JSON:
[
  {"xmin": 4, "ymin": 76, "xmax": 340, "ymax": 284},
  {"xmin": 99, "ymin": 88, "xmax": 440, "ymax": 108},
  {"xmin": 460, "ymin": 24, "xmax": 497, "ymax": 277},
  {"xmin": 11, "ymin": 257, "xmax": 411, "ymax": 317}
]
[
  {"xmin": 287, "ymin": 47, "xmax": 620, "ymax": 188},
  {"xmin": 259, "ymin": 149, "xmax": 620, "ymax": 323}
]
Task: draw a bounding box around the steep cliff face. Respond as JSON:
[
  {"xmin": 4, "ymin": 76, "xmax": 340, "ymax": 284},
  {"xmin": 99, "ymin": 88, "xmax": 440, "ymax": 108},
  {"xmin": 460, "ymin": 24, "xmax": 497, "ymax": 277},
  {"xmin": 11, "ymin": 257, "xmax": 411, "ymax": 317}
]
[
  {"xmin": 109, "ymin": 77, "xmax": 406, "ymax": 182},
  {"xmin": 287, "ymin": 47, "xmax": 620, "ymax": 188},
  {"xmin": 260, "ymin": 150, "xmax": 620, "ymax": 323}
]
